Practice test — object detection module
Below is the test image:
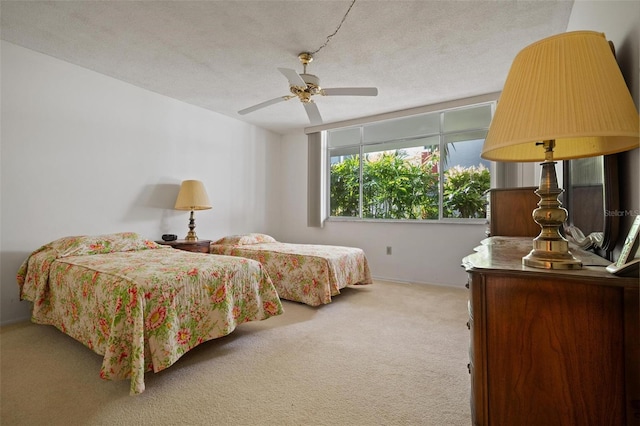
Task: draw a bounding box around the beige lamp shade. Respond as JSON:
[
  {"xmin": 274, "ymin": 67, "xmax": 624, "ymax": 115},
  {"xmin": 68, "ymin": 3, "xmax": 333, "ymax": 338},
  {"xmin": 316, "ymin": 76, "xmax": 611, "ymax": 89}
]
[
  {"xmin": 174, "ymin": 180, "xmax": 212, "ymax": 211},
  {"xmin": 482, "ymin": 31, "xmax": 639, "ymax": 162}
]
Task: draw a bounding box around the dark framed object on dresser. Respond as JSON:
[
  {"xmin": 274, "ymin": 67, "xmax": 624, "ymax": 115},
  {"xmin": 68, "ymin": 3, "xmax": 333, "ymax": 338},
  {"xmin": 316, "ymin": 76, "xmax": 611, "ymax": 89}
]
[{"xmin": 563, "ymin": 154, "xmax": 620, "ymax": 260}]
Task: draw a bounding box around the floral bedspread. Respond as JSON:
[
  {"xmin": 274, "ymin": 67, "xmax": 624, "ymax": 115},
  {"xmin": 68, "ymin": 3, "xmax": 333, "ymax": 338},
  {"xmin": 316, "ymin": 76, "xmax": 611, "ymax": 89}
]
[
  {"xmin": 17, "ymin": 233, "xmax": 283, "ymax": 394},
  {"xmin": 210, "ymin": 235, "xmax": 372, "ymax": 306}
]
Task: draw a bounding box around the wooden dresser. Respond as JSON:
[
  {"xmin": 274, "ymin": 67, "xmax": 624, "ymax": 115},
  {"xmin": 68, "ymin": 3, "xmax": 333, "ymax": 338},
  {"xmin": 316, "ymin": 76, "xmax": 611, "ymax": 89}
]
[{"xmin": 462, "ymin": 237, "xmax": 639, "ymax": 425}]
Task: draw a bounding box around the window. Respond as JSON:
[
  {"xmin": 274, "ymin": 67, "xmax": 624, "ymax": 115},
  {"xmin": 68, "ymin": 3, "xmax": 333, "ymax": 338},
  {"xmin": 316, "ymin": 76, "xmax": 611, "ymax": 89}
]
[{"xmin": 326, "ymin": 102, "xmax": 493, "ymax": 221}]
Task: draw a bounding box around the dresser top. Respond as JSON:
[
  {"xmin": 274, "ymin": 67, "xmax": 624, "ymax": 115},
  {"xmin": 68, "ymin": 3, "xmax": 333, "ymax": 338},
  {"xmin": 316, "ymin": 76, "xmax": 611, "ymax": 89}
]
[{"xmin": 462, "ymin": 237, "xmax": 636, "ymax": 286}]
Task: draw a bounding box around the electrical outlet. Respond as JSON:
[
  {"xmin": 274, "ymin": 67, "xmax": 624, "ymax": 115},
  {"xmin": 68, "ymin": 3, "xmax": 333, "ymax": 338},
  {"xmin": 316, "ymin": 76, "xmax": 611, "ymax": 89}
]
[{"xmin": 386, "ymin": 246, "xmax": 392, "ymax": 255}]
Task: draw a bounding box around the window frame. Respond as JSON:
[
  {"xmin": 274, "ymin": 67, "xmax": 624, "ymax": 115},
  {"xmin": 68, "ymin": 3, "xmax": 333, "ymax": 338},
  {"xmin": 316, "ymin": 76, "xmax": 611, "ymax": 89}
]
[{"xmin": 324, "ymin": 100, "xmax": 496, "ymax": 224}]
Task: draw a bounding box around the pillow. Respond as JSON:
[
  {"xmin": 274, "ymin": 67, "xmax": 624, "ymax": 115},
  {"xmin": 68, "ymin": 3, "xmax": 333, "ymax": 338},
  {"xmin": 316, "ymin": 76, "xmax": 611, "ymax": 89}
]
[
  {"xmin": 47, "ymin": 232, "xmax": 161, "ymax": 257},
  {"xmin": 213, "ymin": 233, "xmax": 277, "ymax": 245}
]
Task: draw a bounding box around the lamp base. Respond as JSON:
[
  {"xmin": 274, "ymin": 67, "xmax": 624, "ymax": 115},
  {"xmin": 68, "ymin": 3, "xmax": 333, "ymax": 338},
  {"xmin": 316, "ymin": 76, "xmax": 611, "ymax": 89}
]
[
  {"xmin": 523, "ymin": 237, "xmax": 582, "ymax": 269},
  {"xmin": 524, "ymin": 144, "xmax": 582, "ymax": 270},
  {"xmin": 184, "ymin": 210, "xmax": 198, "ymax": 241}
]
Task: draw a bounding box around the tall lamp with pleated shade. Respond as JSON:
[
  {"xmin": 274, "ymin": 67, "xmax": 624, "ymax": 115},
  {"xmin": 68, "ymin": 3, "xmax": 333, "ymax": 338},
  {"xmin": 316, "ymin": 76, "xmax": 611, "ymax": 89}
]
[
  {"xmin": 174, "ymin": 180, "xmax": 212, "ymax": 241},
  {"xmin": 482, "ymin": 31, "xmax": 639, "ymax": 269}
]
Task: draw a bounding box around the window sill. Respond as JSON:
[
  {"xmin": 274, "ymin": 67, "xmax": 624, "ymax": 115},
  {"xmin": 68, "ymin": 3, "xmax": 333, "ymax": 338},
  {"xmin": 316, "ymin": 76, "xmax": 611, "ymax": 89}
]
[{"xmin": 326, "ymin": 217, "xmax": 488, "ymax": 225}]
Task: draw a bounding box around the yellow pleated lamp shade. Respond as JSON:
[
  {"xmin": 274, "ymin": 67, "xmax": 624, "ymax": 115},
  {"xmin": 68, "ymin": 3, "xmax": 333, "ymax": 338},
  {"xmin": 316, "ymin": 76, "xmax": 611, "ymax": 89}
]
[
  {"xmin": 482, "ymin": 31, "xmax": 639, "ymax": 162},
  {"xmin": 174, "ymin": 180, "xmax": 212, "ymax": 211}
]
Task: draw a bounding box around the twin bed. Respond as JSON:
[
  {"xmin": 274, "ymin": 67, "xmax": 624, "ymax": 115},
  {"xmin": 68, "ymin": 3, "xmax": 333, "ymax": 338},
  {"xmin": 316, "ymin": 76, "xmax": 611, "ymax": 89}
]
[
  {"xmin": 210, "ymin": 233, "xmax": 372, "ymax": 306},
  {"xmin": 18, "ymin": 232, "xmax": 371, "ymax": 394},
  {"xmin": 17, "ymin": 232, "xmax": 283, "ymax": 394}
]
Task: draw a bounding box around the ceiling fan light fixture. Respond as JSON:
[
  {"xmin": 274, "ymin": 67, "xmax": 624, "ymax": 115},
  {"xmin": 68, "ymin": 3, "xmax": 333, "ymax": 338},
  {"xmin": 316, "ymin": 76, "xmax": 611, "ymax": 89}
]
[{"xmin": 291, "ymin": 87, "xmax": 314, "ymax": 103}]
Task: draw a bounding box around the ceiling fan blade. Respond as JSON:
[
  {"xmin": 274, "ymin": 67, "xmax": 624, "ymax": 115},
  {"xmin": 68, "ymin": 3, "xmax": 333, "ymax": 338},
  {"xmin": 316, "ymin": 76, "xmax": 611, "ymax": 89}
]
[
  {"xmin": 322, "ymin": 87, "xmax": 378, "ymax": 96},
  {"xmin": 303, "ymin": 102, "xmax": 323, "ymax": 125},
  {"xmin": 238, "ymin": 96, "xmax": 291, "ymax": 115},
  {"xmin": 278, "ymin": 67, "xmax": 307, "ymax": 87}
]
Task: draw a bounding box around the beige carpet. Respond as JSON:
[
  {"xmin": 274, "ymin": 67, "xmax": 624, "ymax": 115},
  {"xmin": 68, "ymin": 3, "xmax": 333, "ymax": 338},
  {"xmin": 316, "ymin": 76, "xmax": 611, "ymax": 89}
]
[{"xmin": 0, "ymin": 280, "xmax": 471, "ymax": 425}]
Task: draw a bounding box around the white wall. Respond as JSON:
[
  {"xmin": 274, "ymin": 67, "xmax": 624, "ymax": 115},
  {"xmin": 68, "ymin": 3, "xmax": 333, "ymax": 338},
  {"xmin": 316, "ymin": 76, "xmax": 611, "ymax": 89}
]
[
  {"xmin": 0, "ymin": 41, "xmax": 283, "ymax": 324},
  {"xmin": 278, "ymin": 132, "xmax": 488, "ymax": 287}
]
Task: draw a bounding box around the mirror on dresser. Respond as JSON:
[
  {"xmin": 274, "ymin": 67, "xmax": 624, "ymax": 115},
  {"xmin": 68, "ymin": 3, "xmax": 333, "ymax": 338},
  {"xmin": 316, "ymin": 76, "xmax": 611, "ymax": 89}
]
[{"xmin": 562, "ymin": 154, "xmax": 620, "ymax": 261}]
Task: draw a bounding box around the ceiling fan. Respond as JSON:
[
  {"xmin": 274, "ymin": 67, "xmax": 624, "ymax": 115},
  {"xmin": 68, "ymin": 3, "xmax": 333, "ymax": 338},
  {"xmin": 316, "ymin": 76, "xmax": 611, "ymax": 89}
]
[{"xmin": 238, "ymin": 52, "xmax": 378, "ymax": 125}]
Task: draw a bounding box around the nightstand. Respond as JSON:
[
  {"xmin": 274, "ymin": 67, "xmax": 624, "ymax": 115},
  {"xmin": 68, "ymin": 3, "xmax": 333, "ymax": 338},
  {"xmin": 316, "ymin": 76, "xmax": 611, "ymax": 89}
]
[{"xmin": 155, "ymin": 239, "xmax": 211, "ymax": 253}]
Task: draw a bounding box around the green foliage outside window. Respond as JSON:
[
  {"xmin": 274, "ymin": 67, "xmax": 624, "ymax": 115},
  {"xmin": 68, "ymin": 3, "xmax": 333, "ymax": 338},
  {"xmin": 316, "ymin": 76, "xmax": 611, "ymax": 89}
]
[
  {"xmin": 330, "ymin": 155, "xmax": 361, "ymax": 217},
  {"xmin": 443, "ymin": 164, "xmax": 490, "ymax": 218},
  {"xmin": 330, "ymin": 150, "xmax": 490, "ymax": 220}
]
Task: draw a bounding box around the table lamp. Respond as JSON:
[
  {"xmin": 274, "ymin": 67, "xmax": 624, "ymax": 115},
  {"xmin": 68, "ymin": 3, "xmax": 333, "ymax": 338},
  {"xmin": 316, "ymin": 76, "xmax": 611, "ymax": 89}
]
[
  {"xmin": 481, "ymin": 31, "xmax": 639, "ymax": 269},
  {"xmin": 174, "ymin": 180, "xmax": 212, "ymax": 241}
]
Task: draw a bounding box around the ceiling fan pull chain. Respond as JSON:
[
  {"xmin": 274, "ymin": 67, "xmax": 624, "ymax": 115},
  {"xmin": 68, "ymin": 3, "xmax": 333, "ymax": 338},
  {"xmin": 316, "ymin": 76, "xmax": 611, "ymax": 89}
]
[{"xmin": 310, "ymin": 0, "xmax": 357, "ymax": 55}]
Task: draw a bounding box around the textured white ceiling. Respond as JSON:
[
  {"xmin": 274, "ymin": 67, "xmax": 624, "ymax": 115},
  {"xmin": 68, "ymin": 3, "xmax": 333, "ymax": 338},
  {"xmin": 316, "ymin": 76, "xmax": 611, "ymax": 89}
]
[{"xmin": 1, "ymin": 1, "xmax": 573, "ymax": 134}]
